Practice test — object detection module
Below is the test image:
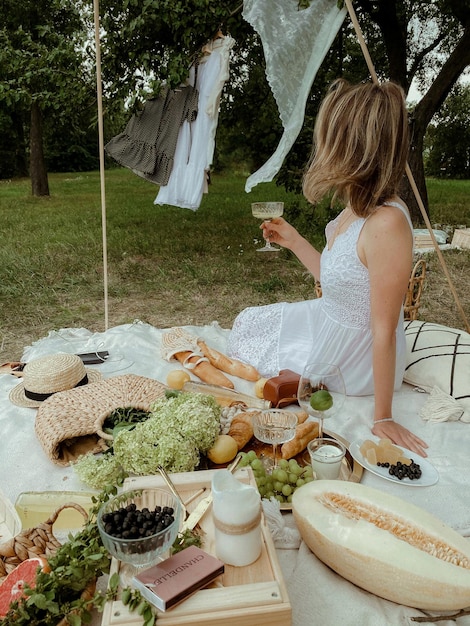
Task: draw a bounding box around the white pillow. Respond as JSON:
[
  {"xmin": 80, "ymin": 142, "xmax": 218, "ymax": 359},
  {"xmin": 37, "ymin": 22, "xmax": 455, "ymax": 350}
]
[{"xmin": 404, "ymin": 320, "xmax": 470, "ymax": 413}]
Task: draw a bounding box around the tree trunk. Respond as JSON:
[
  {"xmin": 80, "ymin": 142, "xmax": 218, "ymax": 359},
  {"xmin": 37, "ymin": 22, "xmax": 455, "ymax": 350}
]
[
  {"xmin": 404, "ymin": 22, "xmax": 470, "ymax": 223},
  {"xmin": 30, "ymin": 100, "xmax": 49, "ymax": 197},
  {"xmin": 400, "ymin": 115, "xmax": 429, "ymax": 225}
]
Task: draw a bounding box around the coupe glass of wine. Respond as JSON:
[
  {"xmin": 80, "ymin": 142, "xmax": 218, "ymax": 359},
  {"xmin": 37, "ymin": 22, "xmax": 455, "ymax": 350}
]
[
  {"xmin": 297, "ymin": 363, "xmax": 346, "ymax": 438},
  {"xmin": 251, "ymin": 202, "xmax": 284, "ymax": 252},
  {"xmin": 252, "ymin": 409, "xmax": 298, "ymax": 472}
]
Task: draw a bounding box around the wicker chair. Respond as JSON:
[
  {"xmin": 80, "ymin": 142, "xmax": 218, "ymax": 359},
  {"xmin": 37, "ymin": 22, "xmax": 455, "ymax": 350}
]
[
  {"xmin": 314, "ymin": 259, "xmax": 426, "ymax": 321},
  {"xmin": 403, "ymin": 259, "xmax": 426, "ymax": 321}
]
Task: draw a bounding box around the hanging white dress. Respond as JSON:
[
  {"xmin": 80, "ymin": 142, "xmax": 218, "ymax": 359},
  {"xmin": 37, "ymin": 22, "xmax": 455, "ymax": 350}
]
[
  {"xmin": 155, "ymin": 35, "xmax": 235, "ymax": 210},
  {"xmin": 227, "ymin": 202, "xmax": 413, "ymax": 396}
]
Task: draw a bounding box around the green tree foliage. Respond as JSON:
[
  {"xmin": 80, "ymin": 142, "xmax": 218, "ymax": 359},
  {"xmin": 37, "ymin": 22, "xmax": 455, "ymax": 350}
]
[
  {"xmin": 352, "ymin": 0, "xmax": 470, "ymax": 220},
  {"xmin": 3, "ymin": 0, "xmax": 467, "ymax": 209},
  {"xmin": 0, "ymin": 0, "xmax": 97, "ymax": 192},
  {"xmin": 425, "ymin": 84, "xmax": 470, "ymax": 179},
  {"xmin": 97, "ymin": 0, "xmax": 470, "ymax": 223},
  {"xmin": 213, "ymin": 35, "xmax": 283, "ymax": 174},
  {"xmin": 0, "ymin": 109, "xmax": 28, "ymax": 178},
  {"xmin": 99, "ymin": 1, "xmax": 243, "ymax": 99}
]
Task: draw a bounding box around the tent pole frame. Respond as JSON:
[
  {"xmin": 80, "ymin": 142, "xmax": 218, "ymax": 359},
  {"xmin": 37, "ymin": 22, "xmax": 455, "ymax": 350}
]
[{"xmin": 93, "ymin": 0, "xmax": 109, "ymax": 330}]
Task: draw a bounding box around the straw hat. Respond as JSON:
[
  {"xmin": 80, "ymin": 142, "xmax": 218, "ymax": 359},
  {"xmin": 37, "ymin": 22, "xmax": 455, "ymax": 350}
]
[{"xmin": 9, "ymin": 353, "xmax": 102, "ymax": 408}]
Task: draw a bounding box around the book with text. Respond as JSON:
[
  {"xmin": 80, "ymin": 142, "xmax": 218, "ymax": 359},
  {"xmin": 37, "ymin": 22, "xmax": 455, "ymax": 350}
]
[{"xmin": 132, "ymin": 546, "xmax": 225, "ymax": 611}]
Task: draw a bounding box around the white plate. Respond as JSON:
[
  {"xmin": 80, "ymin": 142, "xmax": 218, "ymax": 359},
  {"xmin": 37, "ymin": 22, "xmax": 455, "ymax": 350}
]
[{"xmin": 349, "ymin": 439, "xmax": 438, "ymax": 487}]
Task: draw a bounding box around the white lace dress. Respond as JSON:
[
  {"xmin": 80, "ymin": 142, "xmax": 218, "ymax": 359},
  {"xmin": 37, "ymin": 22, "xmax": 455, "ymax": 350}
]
[{"xmin": 227, "ymin": 203, "xmax": 411, "ymax": 396}]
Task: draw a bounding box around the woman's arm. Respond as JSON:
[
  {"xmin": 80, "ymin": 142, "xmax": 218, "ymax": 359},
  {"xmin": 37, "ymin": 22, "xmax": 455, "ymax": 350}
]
[
  {"xmin": 360, "ymin": 204, "xmax": 428, "ymax": 457},
  {"xmin": 262, "ymin": 217, "xmax": 322, "ymax": 278}
]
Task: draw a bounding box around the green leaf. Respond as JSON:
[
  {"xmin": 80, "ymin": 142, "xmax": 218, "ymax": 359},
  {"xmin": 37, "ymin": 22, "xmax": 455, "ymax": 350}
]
[
  {"xmin": 26, "ymin": 592, "xmax": 49, "ymax": 609},
  {"xmin": 109, "ymin": 572, "xmax": 120, "ymax": 591}
]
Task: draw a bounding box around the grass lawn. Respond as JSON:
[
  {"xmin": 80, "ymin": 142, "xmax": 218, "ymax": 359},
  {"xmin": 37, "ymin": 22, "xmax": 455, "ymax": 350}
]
[{"xmin": 0, "ymin": 170, "xmax": 469, "ymax": 360}]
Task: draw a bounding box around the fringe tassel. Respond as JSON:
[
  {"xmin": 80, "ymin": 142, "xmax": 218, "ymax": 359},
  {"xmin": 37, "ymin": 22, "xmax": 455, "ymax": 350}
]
[
  {"xmin": 261, "ymin": 497, "xmax": 301, "ymax": 549},
  {"xmin": 420, "ymin": 386, "xmax": 469, "ymax": 423}
]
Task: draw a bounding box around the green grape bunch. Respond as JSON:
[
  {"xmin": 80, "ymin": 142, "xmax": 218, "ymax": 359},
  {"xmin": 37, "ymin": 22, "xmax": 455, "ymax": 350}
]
[{"xmin": 239, "ymin": 450, "xmax": 314, "ymax": 504}]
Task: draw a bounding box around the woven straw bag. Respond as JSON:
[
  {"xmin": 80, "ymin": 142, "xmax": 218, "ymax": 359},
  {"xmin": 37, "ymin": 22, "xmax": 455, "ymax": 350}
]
[
  {"xmin": 0, "ymin": 502, "xmax": 96, "ymax": 625},
  {"xmin": 35, "ymin": 374, "xmax": 166, "ymax": 465},
  {"xmin": 0, "ymin": 503, "xmax": 88, "ymax": 580}
]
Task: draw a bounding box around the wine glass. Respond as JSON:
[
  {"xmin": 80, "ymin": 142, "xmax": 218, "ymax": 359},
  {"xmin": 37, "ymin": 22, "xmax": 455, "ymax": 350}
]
[
  {"xmin": 251, "ymin": 202, "xmax": 284, "ymax": 252},
  {"xmin": 297, "ymin": 363, "xmax": 346, "ymax": 438},
  {"xmin": 252, "ymin": 409, "xmax": 298, "ymax": 472}
]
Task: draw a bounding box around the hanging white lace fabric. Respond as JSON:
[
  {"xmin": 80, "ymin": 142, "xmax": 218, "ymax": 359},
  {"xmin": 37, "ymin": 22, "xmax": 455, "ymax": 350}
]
[{"xmin": 242, "ymin": 0, "xmax": 346, "ymax": 192}]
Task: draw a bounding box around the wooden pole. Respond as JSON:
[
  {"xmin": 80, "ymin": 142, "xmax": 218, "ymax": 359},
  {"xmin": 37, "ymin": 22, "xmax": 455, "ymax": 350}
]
[
  {"xmin": 344, "ymin": 0, "xmax": 469, "ymax": 332},
  {"xmin": 93, "ymin": 0, "xmax": 109, "ymax": 330}
]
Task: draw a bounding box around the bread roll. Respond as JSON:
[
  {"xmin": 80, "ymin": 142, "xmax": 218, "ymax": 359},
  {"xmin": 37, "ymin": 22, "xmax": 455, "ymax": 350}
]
[
  {"xmin": 293, "ymin": 409, "xmax": 309, "ymax": 424},
  {"xmin": 228, "ymin": 411, "xmax": 257, "ymax": 449}
]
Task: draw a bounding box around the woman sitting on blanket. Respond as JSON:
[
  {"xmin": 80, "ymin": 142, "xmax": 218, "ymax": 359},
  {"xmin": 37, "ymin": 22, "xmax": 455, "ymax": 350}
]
[{"xmin": 227, "ymin": 79, "xmax": 428, "ymax": 457}]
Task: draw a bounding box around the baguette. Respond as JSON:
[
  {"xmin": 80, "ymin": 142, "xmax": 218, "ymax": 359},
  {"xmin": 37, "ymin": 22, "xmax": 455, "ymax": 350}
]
[
  {"xmin": 173, "ymin": 351, "xmax": 234, "ymax": 389},
  {"xmin": 293, "ymin": 409, "xmax": 309, "ymax": 424},
  {"xmin": 281, "ymin": 421, "xmax": 319, "ymax": 459},
  {"xmin": 197, "ymin": 340, "xmax": 260, "ymax": 382},
  {"xmin": 228, "ymin": 411, "xmax": 257, "ymax": 449}
]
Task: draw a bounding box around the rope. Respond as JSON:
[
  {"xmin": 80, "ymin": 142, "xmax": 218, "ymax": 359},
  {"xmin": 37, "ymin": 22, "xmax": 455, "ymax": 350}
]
[
  {"xmin": 404, "ymin": 162, "xmax": 469, "ymax": 332},
  {"xmin": 213, "ymin": 508, "xmax": 262, "ymax": 535},
  {"xmin": 344, "ymin": 0, "xmax": 469, "ymax": 333}
]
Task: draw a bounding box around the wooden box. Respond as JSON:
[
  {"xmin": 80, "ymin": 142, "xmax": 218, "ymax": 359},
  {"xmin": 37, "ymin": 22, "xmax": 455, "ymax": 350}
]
[
  {"xmin": 101, "ymin": 468, "xmax": 291, "ymax": 626},
  {"xmin": 414, "ymin": 233, "xmax": 434, "ymax": 249},
  {"xmin": 451, "ymin": 228, "xmax": 470, "ymax": 249}
]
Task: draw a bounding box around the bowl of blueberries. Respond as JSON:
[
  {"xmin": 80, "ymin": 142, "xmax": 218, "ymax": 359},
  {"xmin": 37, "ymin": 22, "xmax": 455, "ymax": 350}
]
[{"xmin": 97, "ymin": 488, "xmax": 182, "ymax": 569}]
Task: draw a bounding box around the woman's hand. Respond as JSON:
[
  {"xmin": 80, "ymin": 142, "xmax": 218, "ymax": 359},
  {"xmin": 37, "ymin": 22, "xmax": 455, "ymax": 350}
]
[
  {"xmin": 262, "ymin": 217, "xmax": 322, "ymax": 278},
  {"xmin": 371, "ymin": 420, "xmax": 428, "ymax": 458},
  {"xmin": 260, "ymin": 217, "xmax": 302, "ymax": 251}
]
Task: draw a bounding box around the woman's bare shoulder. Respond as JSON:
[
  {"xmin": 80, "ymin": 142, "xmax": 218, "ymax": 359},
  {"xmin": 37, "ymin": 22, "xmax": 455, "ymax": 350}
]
[
  {"xmin": 367, "ymin": 198, "xmax": 411, "ymax": 228},
  {"xmin": 360, "ymin": 201, "xmax": 412, "ymax": 259}
]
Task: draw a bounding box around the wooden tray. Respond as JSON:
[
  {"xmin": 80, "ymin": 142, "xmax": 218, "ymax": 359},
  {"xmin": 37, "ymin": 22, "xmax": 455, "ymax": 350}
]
[
  {"xmin": 299, "ymin": 430, "xmax": 363, "ymax": 483},
  {"xmin": 101, "ymin": 467, "xmax": 291, "ymax": 626},
  {"xmin": 227, "ymin": 429, "xmax": 363, "ymax": 484},
  {"xmin": 207, "ymin": 429, "xmax": 362, "ymax": 511}
]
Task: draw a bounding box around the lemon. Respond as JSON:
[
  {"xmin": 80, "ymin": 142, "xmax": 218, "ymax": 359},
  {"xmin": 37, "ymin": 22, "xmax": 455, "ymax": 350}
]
[
  {"xmin": 310, "ymin": 389, "xmax": 333, "ymax": 411},
  {"xmin": 166, "ymin": 369, "xmax": 190, "ymax": 390},
  {"xmin": 207, "ymin": 435, "xmax": 239, "ymax": 464}
]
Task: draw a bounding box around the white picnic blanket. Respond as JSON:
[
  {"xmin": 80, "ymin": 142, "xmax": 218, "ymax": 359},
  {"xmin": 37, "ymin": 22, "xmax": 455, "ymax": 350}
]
[{"xmin": 1, "ymin": 320, "xmax": 470, "ymax": 625}]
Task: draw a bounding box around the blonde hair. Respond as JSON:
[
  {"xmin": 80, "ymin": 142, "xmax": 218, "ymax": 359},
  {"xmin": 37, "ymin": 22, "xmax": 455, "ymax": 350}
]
[{"xmin": 302, "ymin": 79, "xmax": 410, "ymax": 217}]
